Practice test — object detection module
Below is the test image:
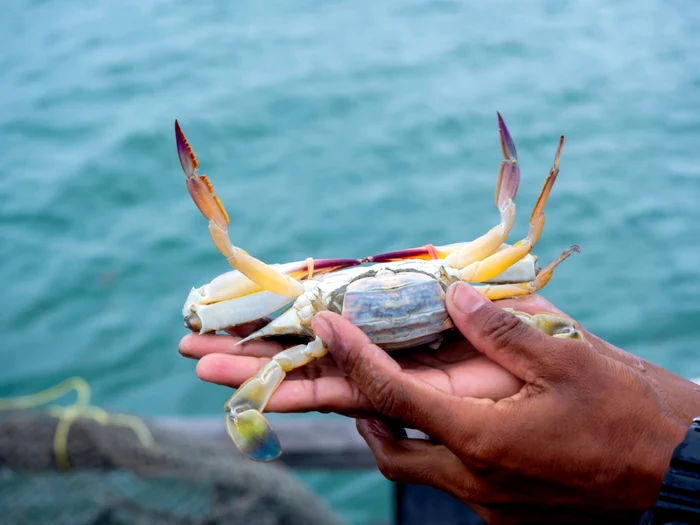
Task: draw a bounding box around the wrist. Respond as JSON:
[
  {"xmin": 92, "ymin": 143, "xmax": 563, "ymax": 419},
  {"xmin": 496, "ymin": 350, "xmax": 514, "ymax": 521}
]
[
  {"xmin": 621, "ymin": 411, "xmax": 687, "ymax": 515},
  {"xmin": 648, "ymin": 414, "xmax": 688, "ymax": 500},
  {"xmin": 642, "ymin": 418, "xmax": 700, "ymax": 524}
]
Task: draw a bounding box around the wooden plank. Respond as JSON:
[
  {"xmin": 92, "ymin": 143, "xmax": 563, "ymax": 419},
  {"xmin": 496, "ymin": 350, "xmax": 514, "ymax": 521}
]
[{"xmin": 154, "ymin": 416, "xmax": 378, "ymax": 469}]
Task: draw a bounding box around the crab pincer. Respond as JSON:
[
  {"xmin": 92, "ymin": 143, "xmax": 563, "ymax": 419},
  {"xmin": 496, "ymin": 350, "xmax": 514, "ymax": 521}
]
[
  {"xmin": 175, "ymin": 121, "xmax": 305, "ymax": 298},
  {"xmin": 366, "ymin": 112, "xmax": 521, "ymax": 268}
]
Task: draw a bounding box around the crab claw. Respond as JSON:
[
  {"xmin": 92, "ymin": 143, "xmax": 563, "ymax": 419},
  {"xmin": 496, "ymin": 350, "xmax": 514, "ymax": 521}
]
[
  {"xmin": 175, "ymin": 120, "xmax": 198, "ymax": 178},
  {"xmin": 175, "ymin": 120, "xmax": 306, "ymax": 298},
  {"xmin": 496, "ymin": 111, "xmax": 520, "ymax": 210},
  {"xmin": 175, "ymin": 120, "xmax": 229, "ymax": 230},
  {"xmin": 527, "ymin": 135, "xmax": 564, "ymax": 244},
  {"xmin": 366, "ymin": 114, "xmax": 524, "ymax": 269}
]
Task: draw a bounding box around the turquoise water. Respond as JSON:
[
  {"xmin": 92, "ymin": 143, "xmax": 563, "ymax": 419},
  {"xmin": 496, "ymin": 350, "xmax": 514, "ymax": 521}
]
[{"xmin": 2, "ymin": 1, "xmax": 700, "ymax": 523}]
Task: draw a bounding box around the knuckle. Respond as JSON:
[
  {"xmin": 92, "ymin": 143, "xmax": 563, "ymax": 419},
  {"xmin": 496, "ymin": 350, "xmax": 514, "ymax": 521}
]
[
  {"xmin": 462, "ymin": 426, "xmax": 508, "ymax": 469},
  {"xmin": 371, "ymin": 378, "xmax": 401, "ymax": 418},
  {"xmin": 469, "ymin": 439, "xmax": 497, "ymax": 467},
  {"xmin": 480, "ymin": 309, "xmax": 528, "ymax": 350},
  {"xmin": 376, "ymin": 456, "xmax": 400, "ymax": 482},
  {"xmin": 348, "ymin": 380, "xmax": 365, "ymax": 409}
]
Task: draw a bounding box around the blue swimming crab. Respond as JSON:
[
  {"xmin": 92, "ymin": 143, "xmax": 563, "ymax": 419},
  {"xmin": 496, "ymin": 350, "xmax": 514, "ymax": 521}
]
[{"xmin": 176, "ymin": 114, "xmax": 582, "ymax": 462}]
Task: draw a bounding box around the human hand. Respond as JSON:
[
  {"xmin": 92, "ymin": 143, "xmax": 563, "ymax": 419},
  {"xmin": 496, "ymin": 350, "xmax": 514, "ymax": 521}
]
[
  {"xmin": 308, "ymin": 282, "xmax": 697, "ymax": 524},
  {"xmin": 180, "ymin": 308, "xmax": 527, "ymax": 417},
  {"xmin": 181, "ymin": 292, "xmax": 698, "ymax": 423}
]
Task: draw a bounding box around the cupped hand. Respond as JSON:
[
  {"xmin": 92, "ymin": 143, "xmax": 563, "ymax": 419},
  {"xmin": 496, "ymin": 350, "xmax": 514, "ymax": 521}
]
[
  {"xmin": 179, "ymin": 296, "xmax": 565, "ymax": 417},
  {"xmin": 306, "ymin": 283, "xmax": 697, "ymax": 523},
  {"xmin": 180, "ymin": 292, "xmax": 698, "ymax": 423}
]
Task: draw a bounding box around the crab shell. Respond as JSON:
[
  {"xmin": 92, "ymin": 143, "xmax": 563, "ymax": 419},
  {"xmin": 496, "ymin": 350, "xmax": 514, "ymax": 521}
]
[
  {"xmin": 230, "ymin": 256, "xmax": 542, "ymax": 349},
  {"xmin": 340, "ymin": 269, "xmax": 455, "ymax": 350}
]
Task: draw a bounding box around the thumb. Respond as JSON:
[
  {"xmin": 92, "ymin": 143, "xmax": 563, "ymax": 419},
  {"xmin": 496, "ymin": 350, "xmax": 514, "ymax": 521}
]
[
  {"xmin": 446, "ymin": 282, "xmax": 560, "ymax": 380},
  {"xmin": 312, "ymin": 311, "xmax": 473, "ymax": 443}
]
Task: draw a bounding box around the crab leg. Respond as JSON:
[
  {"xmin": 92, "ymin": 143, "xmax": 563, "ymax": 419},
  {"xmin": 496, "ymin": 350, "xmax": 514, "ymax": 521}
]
[
  {"xmin": 504, "ymin": 309, "xmax": 583, "ymax": 339},
  {"xmin": 471, "ymin": 246, "xmax": 583, "ymax": 338},
  {"xmin": 184, "ymin": 258, "xmax": 362, "ymax": 333},
  {"xmin": 459, "ymin": 135, "xmax": 564, "ymax": 283},
  {"xmin": 184, "ymin": 289, "xmax": 295, "ymax": 333},
  {"xmin": 176, "ymin": 120, "xmax": 304, "ymax": 298},
  {"xmin": 224, "ymin": 337, "xmax": 328, "ymax": 461},
  {"xmin": 182, "ymin": 259, "xmax": 360, "ymax": 334},
  {"xmin": 194, "ymin": 258, "xmax": 362, "ymax": 305},
  {"xmin": 366, "ymin": 112, "xmax": 520, "ymax": 265},
  {"xmin": 443, "ymin": 112, "xmax": 521, "ymax": 268},
  {"xmin": 473, "ymin": 245, "xmax": 579, "ymax": 300}
]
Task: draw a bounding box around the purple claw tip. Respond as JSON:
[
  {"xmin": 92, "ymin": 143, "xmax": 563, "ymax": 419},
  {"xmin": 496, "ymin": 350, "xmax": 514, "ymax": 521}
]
[
  {"xmin": 497, "ymin": 112, "xmax": 518, "ymax": 162},
  {"xmin": 175, "ymin": 120, "xmax": 197, "ymax": 177}
]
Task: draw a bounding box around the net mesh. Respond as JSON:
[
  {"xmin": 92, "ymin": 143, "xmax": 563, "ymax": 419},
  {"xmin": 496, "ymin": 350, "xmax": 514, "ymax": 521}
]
[{"xmin": 0, "ymin": 380, "xmax": 342, "ymax": 525}]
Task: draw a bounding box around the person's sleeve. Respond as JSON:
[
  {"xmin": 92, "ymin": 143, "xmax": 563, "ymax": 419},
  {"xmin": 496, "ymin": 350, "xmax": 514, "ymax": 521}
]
[{"xmin": 639, "ymin": 419, "xmax": 700, "ymax": 524}]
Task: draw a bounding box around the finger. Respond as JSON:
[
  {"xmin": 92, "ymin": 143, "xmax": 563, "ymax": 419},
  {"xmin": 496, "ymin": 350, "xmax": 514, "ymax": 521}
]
[
  {"xmin": 576, "ymin": 330, "xmax": 649, "ymax": 370},
  {"xmin": 495, "ymin": 297, "xmax": 632, "ymax": 370},
  {"xmin": 197, "ymin": 353, "xmax": 273, "ymax": 385},
  {"xmin": 356, "ymin": 418, "xmax": 487, "ymax": 501},
  {"xmin": 404, "ymin": 352, "xmax": 524, "ymax": 400},
  {"xmin": 195, "ymin": 353, "xmax": 344, "ymax": 384},
  {"xmin": 446, "ymin": 282, "xmax": 585, "ymax": 381},
  {"xmin": 496, "ymin": 298, "xmax": 638, "ymax": 369},
  {"xmin": 196, "ymin": 354, "xmax": 374, "ymax": 415},
  {"xmin": 196, "ymin": 350, "xmax": 522, "ymax": 416},
  {"xmin": 179, "ymin": 333, "xmax": 284, "ymax": 359},
  {"xmin": 358, "ymin": 419, "xmax": 542, "ymax": 511},
  {"xmin": 490, "ymin": 299, "xmax": 643, "ymax": 371},
  {"xmin": 494, "ymin": 294, "xmax": 571, "ymax": 319},
  {"xmin": 357, "ymin": 418, "xmax": 456, "ymax": 484},
  {"xmin": 312, "ymin": 311, "xmax": 490, "ymax": 443}
]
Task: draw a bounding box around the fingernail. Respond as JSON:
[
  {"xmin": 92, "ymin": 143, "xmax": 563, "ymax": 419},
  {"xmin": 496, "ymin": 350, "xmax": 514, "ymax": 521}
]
[
  {"xmin": 312, "ymin": 313, "xmax": 334, "ymax": 347},
  {"xmin": 452, "ymin": 282, "xmax": 488, "ymax": 313}
]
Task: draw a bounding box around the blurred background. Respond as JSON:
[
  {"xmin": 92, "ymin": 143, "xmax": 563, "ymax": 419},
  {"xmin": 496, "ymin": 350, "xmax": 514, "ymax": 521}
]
[{"xmin": 2, "ymin": 0, "xmax": 700, "ymax": 524}]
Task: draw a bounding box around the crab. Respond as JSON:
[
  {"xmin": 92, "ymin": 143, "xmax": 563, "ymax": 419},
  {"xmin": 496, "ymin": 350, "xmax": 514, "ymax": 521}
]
[{"xmin": 176, "ymin": 114, "xmax": 582, "ymax": 462}]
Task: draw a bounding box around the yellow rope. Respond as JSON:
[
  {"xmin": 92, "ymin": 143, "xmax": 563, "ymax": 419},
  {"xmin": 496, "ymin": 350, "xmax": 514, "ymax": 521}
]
[
  {"xmin": 0, "ymin": 376, "xmax": 153, "ymax": 472},
  {"xmin": 0, "ymin": 376, "xmax": 91, "ymax": 410}
]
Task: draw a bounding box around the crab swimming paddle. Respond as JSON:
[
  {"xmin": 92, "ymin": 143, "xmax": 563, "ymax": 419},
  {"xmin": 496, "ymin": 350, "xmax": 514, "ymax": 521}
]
[{"xmin": 225, "ymin": 408, "xmax": 282, "ymax": 462}]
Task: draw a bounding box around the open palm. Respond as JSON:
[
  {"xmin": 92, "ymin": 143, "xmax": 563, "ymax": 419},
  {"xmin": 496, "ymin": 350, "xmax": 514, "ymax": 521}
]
[{"xmin": 179, "ymin": 296, "xmax": 564, "ymax": 417}]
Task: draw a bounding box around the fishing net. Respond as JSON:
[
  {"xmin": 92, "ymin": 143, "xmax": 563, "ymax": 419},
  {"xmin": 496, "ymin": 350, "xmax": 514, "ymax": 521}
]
[{"xmin": 0, "ymin": 378, "xmax": 342, "ymax": 525}]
